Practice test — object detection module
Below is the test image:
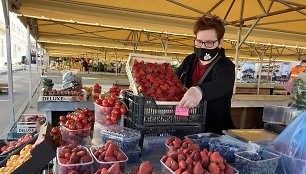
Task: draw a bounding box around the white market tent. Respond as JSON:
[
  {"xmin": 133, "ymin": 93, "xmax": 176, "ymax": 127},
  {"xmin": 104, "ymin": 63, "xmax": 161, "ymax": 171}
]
[
  {"xmin": 2, "ymin": 0, "xmax": 306, "ymax": 126},
  {"xmin": 7, "ymin": 0, "xmax": 306, "ymax": 61}
]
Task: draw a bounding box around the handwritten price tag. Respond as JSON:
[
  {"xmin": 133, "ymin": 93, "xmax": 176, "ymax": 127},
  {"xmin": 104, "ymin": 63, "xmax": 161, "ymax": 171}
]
[{"xmin": 175, "ymin": 105, "xmax": 189, "ymax": 116}]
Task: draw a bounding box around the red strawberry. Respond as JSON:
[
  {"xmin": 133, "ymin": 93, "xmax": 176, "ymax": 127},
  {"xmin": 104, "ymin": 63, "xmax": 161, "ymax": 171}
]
[
  {"xmin": 178, "ymin": 154, "xmax": 186, "ymax": 162},
  {"xmin": 219, "ymin": 163, "xmax": 225, "ymax": 171},
  {"xmin": 201, "ymin": 156, "xmax": 209, "ymax": 168},
  {"xmin": 138, "ymin": 161, "xmax": 153, "ymax": 174},
  {"xmin": 182, "ymin": 171, "xmax": 190, "ymax": 174},
  {"xmin": 168, "ymin": 151, "xmax": 179, "ymax": 161},
  {"xmin": 186, "ymin": 157, "xmax": 193, "ymax": 165},
  {"xmin": 104, "ymin": 156, "xmax": 116, "ymax": 162},
  {"xmin": 179, "ymin": 161, "xmax": 187, "ymax": 170},
  {"xmin": 202, "ymin": 148, "xmax": 209, "ymax": 155},
  {"xmin": 209, "ymin": 162, "xmax": 221, "ymax": 174},
  {"xmin": 193, "ymin": 162, "xmax": 204, "ymax": 174},
  {"xmin": 210, "ymin": 152, "xmax": 223, "ymax": 164},
  {"xmin": 165, "ymin": 157, "xmax": 175, "ymax": 168},
  {"xmin": 184, "ymin": 137, "xmax": 193, "ymax": 144},
  {"xmin": 171, "ymin": 161, "xmax": 179, "ymax": 171},
  {"xmin": 116, "ymin": 153, "xmax": 126, "ymax": 161},
  {"xmin": 194, "ymin": 152, "xmax": 201, "ymax": 161},
  {"xmin": 186, "ymin": 164, "xmax": 193, "ymax": 174},
  {"xmin": 174, "ymin": 168, "xmax": 183, "ymax": 174},
  {"xmin": 108, "ymin": 143, "xmax": 119, "ymax": 151},
  {"xmin": 100, "ymin": 168, "xmax": 108, "ymax": 174},
  {"xmin": 113, "ymin": 150, "xmax": 119, "ymax": 157},
  {"xmin": 105, "ymin": 149, "xmax": 114, "ymax": 157},
  {"xmin": 108, "ymin": 162, "xmax": 120, "ymax": 174}
]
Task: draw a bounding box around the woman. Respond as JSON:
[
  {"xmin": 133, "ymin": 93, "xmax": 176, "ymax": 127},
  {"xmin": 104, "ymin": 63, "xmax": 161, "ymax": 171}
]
[{"xmin": 176, "ymin": 15, "xmax": 235, "ymax": 134}]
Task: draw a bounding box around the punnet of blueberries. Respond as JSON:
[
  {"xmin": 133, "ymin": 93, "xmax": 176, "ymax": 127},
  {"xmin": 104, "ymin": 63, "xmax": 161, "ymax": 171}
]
[
  {"xmin": 209, "ymin": 138, "xmax": 248, "ymax": 163},
  {"xmin": 235, "ymin": 150, "xmax": 280, "ymax": 174},
  {"xmin": 185, "ymin": 133, "xmax": 220, "ymax": 150},
  {"xmin": 100, "ymin": 125, "xmax": 141, "ymax": 152}
]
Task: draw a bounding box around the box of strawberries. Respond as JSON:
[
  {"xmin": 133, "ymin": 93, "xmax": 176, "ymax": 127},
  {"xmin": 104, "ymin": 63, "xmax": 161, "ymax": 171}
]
[{"xmin": 124, "ymin": 53, "xmax": 206, "ymax": 128}]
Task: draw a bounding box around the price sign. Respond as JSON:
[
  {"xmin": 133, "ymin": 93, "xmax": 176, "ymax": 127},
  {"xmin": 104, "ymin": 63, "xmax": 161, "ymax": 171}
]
[
  {"xmin": 16, "ymin": 123, "xmax": 37, "ymax": 133},
  {"xmin": 175, "ymin": 105, "xmax": 189, "ymax": 116}
]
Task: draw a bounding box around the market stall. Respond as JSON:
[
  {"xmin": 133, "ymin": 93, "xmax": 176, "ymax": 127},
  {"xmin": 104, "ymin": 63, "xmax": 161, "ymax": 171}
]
[{"xmin": 1, "ymin": 0, "xmax": 306, "ymax": 173}]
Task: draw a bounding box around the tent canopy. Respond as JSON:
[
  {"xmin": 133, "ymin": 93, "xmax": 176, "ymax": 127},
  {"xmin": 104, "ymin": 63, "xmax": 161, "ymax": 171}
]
[{"xmin": 9, "ymin": 0, "xmax": 306, "ymax": 61}]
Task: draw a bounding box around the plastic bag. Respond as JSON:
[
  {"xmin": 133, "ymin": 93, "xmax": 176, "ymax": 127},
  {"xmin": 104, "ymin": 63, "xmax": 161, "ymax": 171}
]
[
  {"xmin": 62, "ymin": 71, "xmax": 74, "ymax": 83},
  {"xmin": 269, "ymin": 111, "xmax": 306, "ymax": 174}
]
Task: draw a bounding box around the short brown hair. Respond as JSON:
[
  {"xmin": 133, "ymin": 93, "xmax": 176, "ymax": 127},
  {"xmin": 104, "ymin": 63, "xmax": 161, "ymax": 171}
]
[{"xmin": 193, "ymin": 15, "xmax": 225, "ymax": 40}]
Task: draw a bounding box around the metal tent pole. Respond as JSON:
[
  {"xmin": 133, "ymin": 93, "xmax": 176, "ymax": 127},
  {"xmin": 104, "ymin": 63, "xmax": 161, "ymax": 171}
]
[
  {"xmin": 2, "ymin": 0, "xmax": 15, "ymax": 127},
  {"xmin": 255, "ymin": 48, "xmax": 264, "ymax": 95},
  {"xmin": 27, "ymin": 25, "xmax": 32, "ymax": 106},
  {"xmin": 115, "ymin": 49, "xmax": 118, "ymax": 76},
  {"xmin": 35, "ymin": 38, "xmax": 39, "ymax": 83},
  {"xmin": 271, "ymin": 60, "xmax": 276, "ymax": 84},
  {"xmin": 233, "ymin": 0, "xmax": 245, "ymax": 94}
]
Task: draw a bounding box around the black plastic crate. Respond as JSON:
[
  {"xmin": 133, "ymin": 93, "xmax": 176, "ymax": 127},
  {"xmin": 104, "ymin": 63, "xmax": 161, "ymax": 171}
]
[
  {"xmin": 123, "ymin": 90, "xmax": 206, "ymax": 127},
  {"xmin": 125, "ymin": 118, "xmax": 204, "ymax": 150}
]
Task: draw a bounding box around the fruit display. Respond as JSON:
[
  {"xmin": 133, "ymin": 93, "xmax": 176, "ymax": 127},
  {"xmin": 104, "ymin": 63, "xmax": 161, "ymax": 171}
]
[
  {"xmin": 94, "ymin": 124, "xmax": 141, "ymax": 152},
  {"xmin": 185, "ymin": 133, "xmax": 220, "ymax": 150},
  {"xmin": 235, "ymin": 150, "xmax": 280, "ymax": 174},
  {"xmin": 57, "ymin": 108, "xmax": 94, "ymax": 146},
  {"xmin": 125, "ymin": 147, "xmax": 141, "ymax": 164},
  {"xmin": 108, "ymin": 84, "xmax": 121, "ymax": 97},
  {"xmin": 95, "ymin": 92, "xmax": 126, "ymax": 125},
  {"xmin": 93, "ymin": 83, "xmax": 102, "ymax": 94},
  {"xmin": 209, "ymin": 138, "xmax": 249, "ymax": 163},
  {"xmin": 42, "ymin": 89, "xmax": 84, "ymax": 96},
  {"xmin": 165, "ymin": 136, "xmax": 194, "ymax": 150},
  {"xmin": 57, "ymin": 145, "xmax": 93, "ymax": 174},
  {"xmin": 161, "ymin": 148, "xmax": 235, "ymax": 174},
  {"xmin": 132, "ymin": 60, "xmax": 186, "ymax": 101},
  {"xmin": 90, "ymin": 141, "xmax": 128, "ymax": 171},
  {"xmin": 94, "ymin": 162, "xmax": 123, "ymax": 174},
  {"xmin": 130, "ymin": 161, "xmax": 157, "ymax": 174},
  {"xmin": 0, "ymin": 134, "xmax": 32, "ymax": 155},
  {"xmin": 0, "ymin": 144, "xmax": 33, "ymax": 173}
]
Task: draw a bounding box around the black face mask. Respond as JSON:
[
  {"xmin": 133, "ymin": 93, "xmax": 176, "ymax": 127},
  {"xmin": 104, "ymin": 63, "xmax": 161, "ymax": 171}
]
[{"xmin": 194, "ymin": 47, "xmax": 220, "ymax": 61}]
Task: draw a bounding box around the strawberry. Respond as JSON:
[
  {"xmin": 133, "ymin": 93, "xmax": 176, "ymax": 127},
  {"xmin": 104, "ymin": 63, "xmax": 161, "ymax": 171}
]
[
  {"xmin": 174, "ymin": 168, "xmax": 183, "ymax": 174},
  {"xmin": 193, "ymin": 162, "xmax": 204, "ymax": 174},
  {"xmin": 219, "ymin": 163, "xmax": 225, "ymax": 171},
  {"xmin": 171, "ymin": 161, "xmax": 179, "ymax": 171},
  {"xmin": 179, "ymin": 161, "xmax": 187, "ymax": 170},
  {"xmin": 210, "ymin": 152, "xmax": 223, "ymax": 164},
  {"xmin": 138, "ymin": 161, "xmax": 153, "ymax": 174},
  {"xmin": 108, "ymin": 162, "xmax": 120, "ymax": 174},
  {"xmin": 104, "ymin": 156, "xmax": 116, "ymax": 162},
  {"xmin": 201, "ymin": 156, "xmax": 209, "ymax": 168},
  {"xmin": 100, "ymin": 168, "xmax": 108, "ymax": 174},
  {"xmin": 178, "ymin": 154, "xmax": 186, "ymax": 162},
  {"xmin": 209, "ymin": 162, "xmax": 221, "ymax": 174},
  {"xmin": 116, "ymin": 153, "xmax": 126, "ymax": 161},
  {"xmin": 105, "ymin": 149, "xmax": 114, "ymax": 157}
]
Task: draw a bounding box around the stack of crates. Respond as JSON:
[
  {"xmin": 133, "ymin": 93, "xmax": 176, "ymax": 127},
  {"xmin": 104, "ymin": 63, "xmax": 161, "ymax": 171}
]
[{"xmin": 123, "ymin": 53, "xmax": 206, "ymax": 149}]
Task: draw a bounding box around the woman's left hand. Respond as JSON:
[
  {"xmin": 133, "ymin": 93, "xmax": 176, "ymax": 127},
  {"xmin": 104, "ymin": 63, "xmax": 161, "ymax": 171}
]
[{"xmin": 178, "ymin": 87, "xmax": 202, "ymax": 108}]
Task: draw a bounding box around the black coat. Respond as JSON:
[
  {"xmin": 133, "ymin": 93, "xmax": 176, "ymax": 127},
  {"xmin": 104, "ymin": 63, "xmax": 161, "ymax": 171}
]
[{"xmin": 176, "ymin": 48, "xmax": 235, "ymax": 134}]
